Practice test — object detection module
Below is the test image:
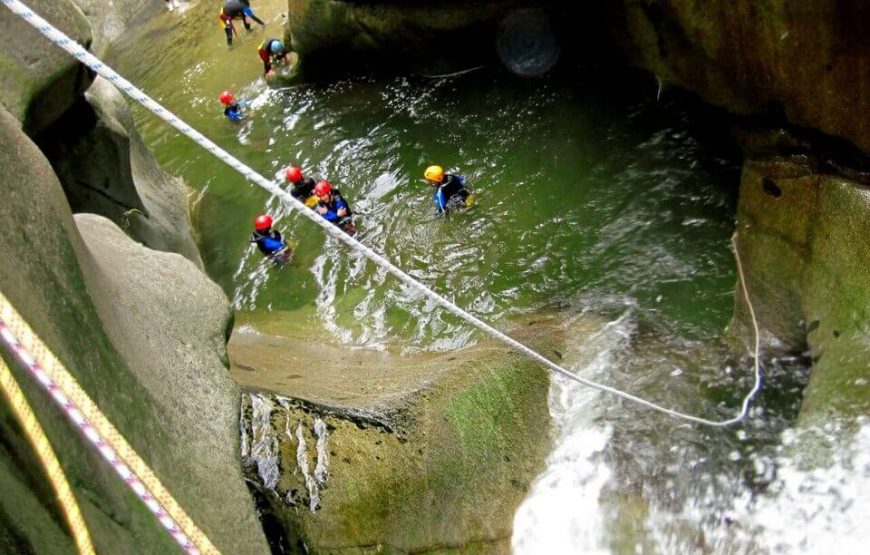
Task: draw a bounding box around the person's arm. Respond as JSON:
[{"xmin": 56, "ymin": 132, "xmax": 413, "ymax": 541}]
[
  {"xmin": 434, "ymin": 188, "xmax": 447, "ymax": 212},
  {"xmin": 335, "ymin": 197, "xmax": 348, "ymax": 217},
  {"xmin": 319, "ymin": 205, "xmax": 340, "ymax": 222},
  {"xmin": 227, "ymin": 105, "xmax": 244, "ymax": 121},
  {"xmin": 262, "ymin": 236, "xmax": 284, "ymax": 253}
]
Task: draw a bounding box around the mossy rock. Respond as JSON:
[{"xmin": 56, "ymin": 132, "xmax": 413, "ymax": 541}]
[
  {"xmin": 729, "ymin": 151, "xmax": 870, "ymax": 425},
  {"xmin": 239, "ymin": 320, "xmax": 572, "ymax": 552},
  {"xmin": 285, "ymin": 0, "xmax": 521, "ymax": 74},
  {"xmin": 0, "ymin": 0, "xmax": 94, "ymax": 135},
  {"xmin": 799, "ymin": 178, "xmax": 870, "ymax": 424},
  {"xmin": 0, "ymin": 105, "xmax": 268, "ymax": 553}
]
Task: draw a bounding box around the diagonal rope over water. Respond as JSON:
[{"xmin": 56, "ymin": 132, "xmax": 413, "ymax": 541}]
[{"xmin": 1, "ymin": 0, "xmax": 761, "ymax": 427}]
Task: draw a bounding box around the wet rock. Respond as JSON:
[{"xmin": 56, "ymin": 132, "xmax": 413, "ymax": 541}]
[
  {"xmin": 611, "ymin": 0, "xmax": 870, "ymax": 153},
  {"xmin": 36, "ymin": 76, "xmax": 203, "ymax": 266},
  {"xmin": 0, "ymin": 0, "xmax": 94, "ymax": 135},
  {"xmin": 285, "ymin": 0, "xmax": 522, "ymax": 75},
  {"xmin": 237, "ymin": 321, "xmax": 565, "ymax": 552},
  {"xmin": 72, "ymin": 0, "xmax": 162, "ymax": 55},
  {"xmin": 728, "ymin": 148, "xmax": 870, "ymax": 423},
  {"xmin": 0, "ymin": 106, "xmax": 268, "ymax": 553}
]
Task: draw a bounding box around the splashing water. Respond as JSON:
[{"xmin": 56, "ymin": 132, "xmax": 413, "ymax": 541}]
[{"xmin": 106, "ymin": 4, "xmax": 868, "ymax": 552}]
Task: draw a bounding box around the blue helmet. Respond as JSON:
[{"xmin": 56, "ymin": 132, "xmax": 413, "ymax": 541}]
[{"xmin": 270, "ymin": 41, "xmax": 284, "ymax": 54}]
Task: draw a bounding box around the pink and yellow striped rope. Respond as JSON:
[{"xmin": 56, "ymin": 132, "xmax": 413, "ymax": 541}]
[{"xmin": 0, "ymin": 291, "xmax": 219, "ymax": 555}]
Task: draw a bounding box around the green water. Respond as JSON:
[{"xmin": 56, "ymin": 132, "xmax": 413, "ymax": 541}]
[
  {"xmin": 106, "ymin": 4, "xmax": 860, "ymax": 554},
  {"xmin": 110, "ymin": 1, "xmax": 738, "ymax": 352}
]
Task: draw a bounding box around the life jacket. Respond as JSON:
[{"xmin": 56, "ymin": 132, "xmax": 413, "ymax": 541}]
[
  {"xmin": 250, "ymin": 229, "xmax": 284, "ymax": 255},
  {"xmin": 224, "ymin": 103, "xmax": 243, "ymax": 121},
  {"xmin": 434, "ymin": 174, "xmax": 469, "ymax": 212},
  {"xmin": 317, "ymin": 189, "xmax": 352, "ymax": 223}
]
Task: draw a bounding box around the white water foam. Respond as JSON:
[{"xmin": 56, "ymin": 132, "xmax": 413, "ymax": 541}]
[
  {"xmin": 512, "ymin": 309, "xmax": 636, "ymax": 554},
  {"xmin": 735, "ymin": 418, "xmax": 870, "ymax": 554}
]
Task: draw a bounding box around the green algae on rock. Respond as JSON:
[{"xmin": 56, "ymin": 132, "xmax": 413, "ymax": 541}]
[
  {"xmin": 730, "ymin": 148, "xmax": 870, "ymax": 424},
  {"xmin": 237, "ymin": 320, "xmax": 568, "ymax": 552}
]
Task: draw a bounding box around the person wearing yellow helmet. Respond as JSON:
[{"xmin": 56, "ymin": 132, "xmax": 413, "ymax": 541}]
[{"xmin": 424, "ymin": 165, "xmax": 471, "ymax": 215}]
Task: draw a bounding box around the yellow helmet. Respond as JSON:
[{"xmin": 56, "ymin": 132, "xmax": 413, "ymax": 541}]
[{"xmin": 424, "ymin": 165, "xmax": 444, "ymax": 182}]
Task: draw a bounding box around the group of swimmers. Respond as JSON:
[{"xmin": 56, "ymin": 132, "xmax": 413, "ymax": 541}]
[
  {"xmin": 185, "ymin": 2, "xmax": 474, "ymax": 264},
  {"xmin": 250, "ymin": 164, "xmax": 473, "ymax": 264}
]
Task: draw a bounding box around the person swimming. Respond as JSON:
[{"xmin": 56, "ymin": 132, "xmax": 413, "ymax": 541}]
[
  {"xmin": 219, "ymin": 90, "xmax": 244, "ymax": 122},
  {"xmin": 313, "ymin": 181, "xmax": 356, "ymax": 235},
  {"xmin": 423, "ymin": 165, "xmax": 473, "ymax": 215},
  {"xmin": 250, "ymin": 214, "xmax": 292, "ymax": 263}
]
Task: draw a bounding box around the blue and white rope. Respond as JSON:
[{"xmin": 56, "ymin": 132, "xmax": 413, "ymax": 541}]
[{"xmin": 3, "ymin": 0, "xmax": 762, "ymax": 429}]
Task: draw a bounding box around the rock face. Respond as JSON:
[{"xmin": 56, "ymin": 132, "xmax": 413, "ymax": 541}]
[
  {"xmin": 608, "ymin": 0, "xmax": 870, "ymax": 423},
  {"xmin": 232, "ymin": 320, "xmax": 563, "ymax": 552},
  {"xmin": 0, "ymin": 0, "xmax": 94, "ymax": 135},
  {"xmin": 611, "ymin": 0, "xmax": 870, "ymax": 153},
  {"xmin": 0, "ymin": 4, "xmax": 269, "ymax": 553},
  {"xmin": 0, "ymin": 102, "xmax": 269, "ymax": 554},
  {"xmin": 285, "ymin": 0, "xmax": 525, "ymax": 73},
  {"xmin": 72, "ymin": 0, "xmax": 161, "ymax": 55},
  {"xmin": 730, "ymin": 138, "xmax": 870, "ymax": 424},
  {"xmin": 36, "ymin": 76, "xmax": 203, "ymax": 266}
]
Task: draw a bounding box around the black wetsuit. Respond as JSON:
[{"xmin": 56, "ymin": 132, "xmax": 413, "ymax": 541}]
[
  {"xmin": 221, "ymin": 0, "xmax": 264, "ymax": 44},
  {"xmin": 433, "ymin": 174, "xmax": 469, "ymax": 213},
  {"xmin": 289, "ymin": 177, "xmax": 315, "ymax": 201},
  {"xmin": 249, "ymin": 229, "xmax": 284, "ymax": 256}
]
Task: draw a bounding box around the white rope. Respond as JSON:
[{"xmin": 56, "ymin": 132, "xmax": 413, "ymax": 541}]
[{"xmin": 2, "ymin": 0, "xmax": 762, "ymax": 427}]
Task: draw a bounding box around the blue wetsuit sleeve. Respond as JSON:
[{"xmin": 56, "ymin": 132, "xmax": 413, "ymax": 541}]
[
  {"xmin": 323, "ymin": 198, "xmax": 349, "ymax": 222},
  {"xmin": 434, "ymin": 189, "xmax": 446, "ymax": 212},
  {"xmin": 321, "ymin": 209, "xmax": 339, "ymax": 223},
  {"xmin": 262, "ymin": 236, "xmax": 284, "ymax": 254}
]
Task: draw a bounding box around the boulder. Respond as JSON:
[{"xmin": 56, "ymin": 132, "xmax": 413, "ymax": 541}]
[
  {"xmin": 0, "ymin": 0, "xmax": 93, "ymax": 135},
  {"xmin": 0, "ymin": 105, "xmax": 268, "ymax": 554},
  {"xmin": 285, "ymin": 0, "xmax": 524, "ymax": 74},
  {"xmin": 72, "ymin": 0, "xmax": 162, "ymax": 55},
  {"xmin": 232, "ymin": 317, "xmax": 562, "ymax": 552}
]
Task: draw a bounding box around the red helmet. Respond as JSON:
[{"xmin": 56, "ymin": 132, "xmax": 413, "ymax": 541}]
[
  {"xmin": 219, "ymin": 90, "xmax": 234, "ymax": 105},
  {"xmin": 314, "ymin": 180, "xmax": 332, "ymax": 196},
  {"xmin": 285, "ymin": 165, "xmax": 303, "ymax": 183},
  {"xmin": 254, "ymin": 214, "xmax": 273, "ymax": 231}
]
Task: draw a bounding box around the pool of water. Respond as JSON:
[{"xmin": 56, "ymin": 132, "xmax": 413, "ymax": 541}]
[
  {"xmin": 104, "ymin": 3, "xmax": 870, "ymax": 554},
  {"xmin": 109, "ymin": 1, "xmax": 738, "ymax": 353}
]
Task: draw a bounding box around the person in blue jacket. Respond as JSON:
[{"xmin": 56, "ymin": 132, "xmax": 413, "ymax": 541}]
[
  {"xmin": 219, "ymin": 90, "xmax": 244, "ymax": 122},
  {"xmin": 314, "ymin": 181, "xmax": 356, "ymax": 235},
  {"xmin": 424, "ymin": 165, "xmax": 471, "ymax": 215},
  {"xmin": 250, "ymin": 214, "xmax": 290, "ymax": 262}
]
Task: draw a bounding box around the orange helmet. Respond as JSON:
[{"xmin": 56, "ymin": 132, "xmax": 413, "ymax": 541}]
[
  {"xmin": 424, "ymin": 165, "xmax": 444, "ymax": 182},
  {"xmin": 254, "ymin": 214, "xmax": 273, "ymax": 231}
]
